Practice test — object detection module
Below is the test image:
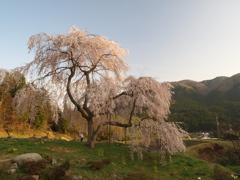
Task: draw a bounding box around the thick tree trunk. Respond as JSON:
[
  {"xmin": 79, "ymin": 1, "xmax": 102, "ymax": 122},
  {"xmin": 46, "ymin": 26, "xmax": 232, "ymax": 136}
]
[{"xmin": 86, "ymin": 119, "xmax": 98, "ymax": 148}]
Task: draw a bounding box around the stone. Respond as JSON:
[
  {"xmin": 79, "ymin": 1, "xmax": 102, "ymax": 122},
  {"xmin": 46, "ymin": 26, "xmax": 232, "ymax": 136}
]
[
  {"xmin": 12, "ymin": 153, "xmax": 42, "ymax": 167},
  {"xmin": 111, "ymin": 162, "xmax": 117, "ymax": 166},
  {"xmin": 10, "ymin": 163, "xmax": 18, "ymax": 169},
  {"xmin": 7, "ymin": 168, "xmax": 16, "ymax": 174},
  {"xmin": 7, "ymin": 135, "xmax": 14, "ymax": 138},
  {"xmin": 109, "ymin": 172, "xmax": 123, "ymax": 180},
  {"xmin": 0, "ymin": 159, "xmax": 12, "ymax": 163},
  {"xmin": 70, "ymin": 175, "xmax": 83, "ymax": 180},
  {"xmin": 32, "ymin": 175, "xmax": 39, "ymax": 180},
  {"xmin": 51, "ymin": 158, "xmax": 57, "ymax": 165}
]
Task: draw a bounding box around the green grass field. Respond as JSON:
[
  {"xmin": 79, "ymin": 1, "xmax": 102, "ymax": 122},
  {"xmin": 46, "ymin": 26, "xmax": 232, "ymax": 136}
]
[{"xmin": 0, "ymin": 138, "xmax": 239, "ymax": 180}]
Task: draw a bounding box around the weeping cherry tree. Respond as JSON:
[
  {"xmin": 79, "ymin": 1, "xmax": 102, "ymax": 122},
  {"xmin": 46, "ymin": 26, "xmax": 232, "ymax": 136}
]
[
  {"xmin": 113, "ymin": 76, "xmax": 187, "ymax": 160},
  {"xmin": 17, "ymin": 26, "xmax": 187, "ymax": 150}
]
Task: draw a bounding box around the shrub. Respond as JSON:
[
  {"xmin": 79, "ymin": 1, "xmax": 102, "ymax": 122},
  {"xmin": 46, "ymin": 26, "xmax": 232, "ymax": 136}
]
[
  {"xmin": 87, "ymin": 161, "xmax": 104, "ymax": 171},
  {"xmin": 48, "ymin": 160, "xmax": 71, "ymax": 180},
  {"xmin": 96, "ymin": 131, "xmax": 108, "ymax": 142},
  {"xmin": 87, "ymin": 159, "xmax": 111, "ymax": 171},
  {"xmin": 101, "ymin": 159, "xmax": 111, "ymax": 165},
  {"xmin": 22, "ymin": 160, "xmax": 46, "ymax": 175},
  {"xmin": 124, "ymin": 171, "xmax": 155, "ymax": 180}
]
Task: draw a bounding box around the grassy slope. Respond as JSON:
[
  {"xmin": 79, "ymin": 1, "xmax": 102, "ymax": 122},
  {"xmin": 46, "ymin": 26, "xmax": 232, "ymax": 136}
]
[
  {"xmin": 0, "ymin": 129, "xmax": 74, "ymax": 140},
  {"xmin": 185, "ymin": 139, "xmax": 240, "ymax": 179},
  {"xmin": 0, "ymin": 138, "xmax": 232, "ymax": 180}
]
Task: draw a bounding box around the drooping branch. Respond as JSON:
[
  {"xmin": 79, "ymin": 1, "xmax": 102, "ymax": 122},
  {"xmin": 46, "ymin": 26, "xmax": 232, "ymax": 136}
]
[
  {"xmin": 32, "ymin": 66, "xmax": 69, "ymax": 83},
  {"xmin": 113, "ymin": 90, "xmax": 133, "ymax": 100},
  {"xmin": 128, "ymin": 97, "xmax": 137, "ymax": 125},
  {"xmin": 106, "ymin": 121, "xmax": 132, "ymax": 127},
  {"xmin": 66, "ymin": 67, "xmax": 88, "ymax": 119},
  {"xmin": 94, "ymin": 120, "xmax": 132, "ymax": 140}
]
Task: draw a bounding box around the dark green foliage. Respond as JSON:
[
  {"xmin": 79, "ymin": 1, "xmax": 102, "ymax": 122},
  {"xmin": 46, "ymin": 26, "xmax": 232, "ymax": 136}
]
[
  {"xmin": 169, "ymin": 82, "xmax": 240, "ymax": 133},
  {"xmin": 6, "ymin": 71, "xmax": 26, "ymax": 98},
  {"xmin": 51, "ymin": 111, "xmax": 69, "ymax": 133},
  {"xmin": 226, "ymin": 165, "xmax": 240, "ymax": 174},
  {"xmin": 33, "ymin": 107, "xmax": 48, "ymax": 129},
  {"xmin": 223, "ymin": 133, "xmax": 239, "ymax": 140}
]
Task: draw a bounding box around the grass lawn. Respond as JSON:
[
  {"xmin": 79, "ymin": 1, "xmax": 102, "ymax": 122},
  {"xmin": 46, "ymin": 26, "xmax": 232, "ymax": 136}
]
[{"xmin": 0, "ymin": 138, "xmax": 239, "ymax": 180}]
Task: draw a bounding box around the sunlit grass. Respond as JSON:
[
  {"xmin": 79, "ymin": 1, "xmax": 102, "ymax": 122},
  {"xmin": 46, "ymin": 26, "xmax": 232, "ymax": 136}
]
[{"xmin": 0, "ymin": 138, "xmax": 238, "ymax": 179}]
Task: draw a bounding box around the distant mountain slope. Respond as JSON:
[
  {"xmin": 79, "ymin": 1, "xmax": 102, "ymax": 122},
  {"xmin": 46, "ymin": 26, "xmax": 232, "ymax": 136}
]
[
  {"xmin": 201, "ymin": 76, "xmax": 228, "ymax": 92},
  {"xmin": 172, "ymin": 80, "xmax": 209, "ymax": 95},
  {"xmin": 171, "ymin": 73, "xmax": 240, "ymax": 95},
  {"xmin": 168, "ymin": 73, "xmax": 240, "ymax": 134}
]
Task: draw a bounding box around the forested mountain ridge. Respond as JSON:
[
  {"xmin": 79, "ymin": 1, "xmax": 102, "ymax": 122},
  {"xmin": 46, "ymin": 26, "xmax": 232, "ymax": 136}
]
[
  {"xmin": 169, "ymin": 73, "xmax": 240, "ymax": 134},
  {"xmin": 172, "ymin": 73, "xmax": 240, "ymax": 95}
]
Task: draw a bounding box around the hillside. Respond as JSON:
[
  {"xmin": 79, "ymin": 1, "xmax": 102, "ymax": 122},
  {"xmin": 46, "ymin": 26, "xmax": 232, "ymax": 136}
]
[
  {"xmin": 169, "ymin": 73, "xmax": 240, "ymax": 133},
  {"xmin": 172, "ymin": 73, "xmax": 240, "ymax": 95}
]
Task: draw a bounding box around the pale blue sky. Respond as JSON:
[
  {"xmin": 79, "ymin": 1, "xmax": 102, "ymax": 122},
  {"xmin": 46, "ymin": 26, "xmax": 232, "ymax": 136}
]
[{"xmin": 1, "ymin": 0, "xmax": 240, "ymax": 82}]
